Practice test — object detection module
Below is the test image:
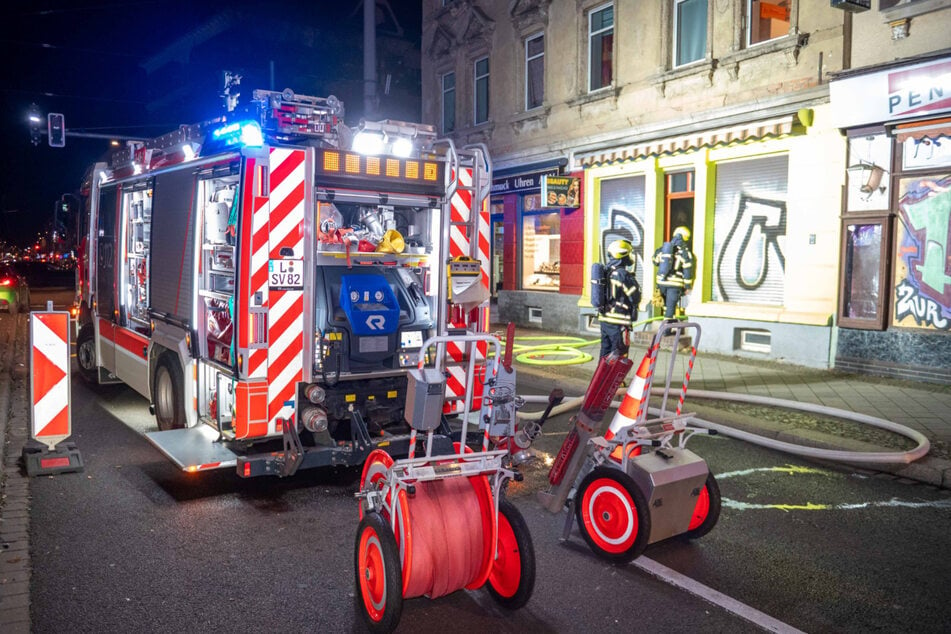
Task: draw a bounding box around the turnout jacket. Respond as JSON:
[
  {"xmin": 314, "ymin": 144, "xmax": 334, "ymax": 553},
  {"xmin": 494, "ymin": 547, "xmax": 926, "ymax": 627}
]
[
  {"xmin": 653, "ymin": 236, "xmax": 694, "ymax": 289},
  {"xmin": 599, "ymin": 258, "xmax": 641, "ymax": 325}
]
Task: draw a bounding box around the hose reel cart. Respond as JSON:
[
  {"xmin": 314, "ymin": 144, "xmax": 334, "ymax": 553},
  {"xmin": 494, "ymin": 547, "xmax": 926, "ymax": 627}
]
[
  {"xmin": 354, "ymin": 333, "xmax": 535, "ymax": 632},
  {"xmin": 541, "ymin": 321, "xmax": 722, "ymax": 563}
]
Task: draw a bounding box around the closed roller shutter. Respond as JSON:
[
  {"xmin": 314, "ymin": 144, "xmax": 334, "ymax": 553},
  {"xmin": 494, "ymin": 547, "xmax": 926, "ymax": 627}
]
[
  {"xmin": 712, "ymin": 155, "xmax": 788, "ymax": 305},
  {"xmin": 150, "ymin": 168, "xmax": 197, "ymax": 324}
]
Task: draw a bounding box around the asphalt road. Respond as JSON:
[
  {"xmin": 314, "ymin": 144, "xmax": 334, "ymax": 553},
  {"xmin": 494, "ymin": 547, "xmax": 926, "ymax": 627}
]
[{"xmin": 14, "ymin": 287, "xmax": 951, "ymax": 633}]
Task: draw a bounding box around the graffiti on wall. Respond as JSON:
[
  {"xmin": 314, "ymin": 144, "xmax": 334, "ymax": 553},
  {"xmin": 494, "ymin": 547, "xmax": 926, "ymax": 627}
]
[
  {"xmin": 715, "ymin": 194, "xmax": 787, "ymax": 304},
  {"xmin": 894, "ymin": 175, "xmax": 951, "ymax": 331},
  {"xmin": 599, "ymin": 176, "xmax": 646, "ymax": 286},
  {"xmin": 601, "ymin": 208, "xmax": 645, "ymax": 279}
]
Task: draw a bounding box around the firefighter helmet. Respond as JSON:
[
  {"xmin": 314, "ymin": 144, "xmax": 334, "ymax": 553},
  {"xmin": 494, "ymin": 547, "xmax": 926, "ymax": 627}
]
[
  {"xmin": 607, "ymin": 239, "xmax": 632, "ymax": 260},
  {"xmin": 673, "ymin": 226, "xmax": 691, "ymax": 242}
]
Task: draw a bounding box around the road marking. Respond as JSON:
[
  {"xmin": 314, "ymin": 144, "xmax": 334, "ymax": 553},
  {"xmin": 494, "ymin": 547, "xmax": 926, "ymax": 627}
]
[
  {"xmin": 717, "ymin": 465, "xmax": 830, "ymax": 479},
  {"xmin": 724, "ymin": 498, "xmax": 951, "ymax": 512},
  {"xmin": 717, "ymin": 464, "xmax": 951, "ymax": 512},
  {"xmin": 634, "ymin": 557, "xmax": 806, "ymax": 634}
]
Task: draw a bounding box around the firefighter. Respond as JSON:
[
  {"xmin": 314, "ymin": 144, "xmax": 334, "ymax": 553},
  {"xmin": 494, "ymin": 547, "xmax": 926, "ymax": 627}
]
[
  {"xmin": 599, "ymin": 239, "xmax": 641, "ymax": 358},
  {"xmin": 652, "ymin": 226, "xmax": 694, "ymax": 320}
]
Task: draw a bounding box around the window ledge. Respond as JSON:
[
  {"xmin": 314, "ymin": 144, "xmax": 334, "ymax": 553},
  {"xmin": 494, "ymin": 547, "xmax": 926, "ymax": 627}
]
[
  {"xmin": 454, "ymin": 122, "xmax": 496, "ymax": 145},
  {"xmin": 567, "ymin": 86, "xmax": 621, "ymax": 110},
  {"xmin": 651, "ymin": 59, "xmax": 717, "ymax": 96},
  {"xmin": 882, "ymin": 0, "xmax": 951, "ymax": 22},
  {"xmin": 510, "ymin": 106, "xmax": 551, "ymax": 135},
  {"xmin": 719, "ymin": 32, "xmax": 810, "ymax": 76}
]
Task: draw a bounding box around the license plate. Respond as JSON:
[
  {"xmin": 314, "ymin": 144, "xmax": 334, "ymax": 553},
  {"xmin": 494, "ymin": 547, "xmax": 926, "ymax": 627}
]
[{"xmin": 269, "ymin": 259, "xmax": 304, "ymax": 289}]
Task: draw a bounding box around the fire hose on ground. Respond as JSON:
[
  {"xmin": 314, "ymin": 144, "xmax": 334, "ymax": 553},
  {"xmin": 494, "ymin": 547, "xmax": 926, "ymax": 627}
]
[{"xmin": 509, "ymin": 335, "xmax": 931, "ymax": 466}]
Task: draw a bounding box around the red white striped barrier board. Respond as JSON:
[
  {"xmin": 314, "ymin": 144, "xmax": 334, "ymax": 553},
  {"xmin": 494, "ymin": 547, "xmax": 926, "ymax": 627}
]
[
  {"xmin": 30, "ymin": 311, "xmax": 71, "ymax": 448},
  {"xmin": 25, "ymin": 310, "xmax": 83, "ymax": 475}
]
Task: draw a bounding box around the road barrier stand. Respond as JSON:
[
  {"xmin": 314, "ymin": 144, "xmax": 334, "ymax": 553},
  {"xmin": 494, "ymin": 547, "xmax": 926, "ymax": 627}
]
[{"xmin": 24, "ymin": 304, "xmax": 84, "ymax": 476}]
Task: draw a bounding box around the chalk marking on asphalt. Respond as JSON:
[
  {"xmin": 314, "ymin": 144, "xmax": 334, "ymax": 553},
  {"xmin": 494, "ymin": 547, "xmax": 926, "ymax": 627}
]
[
  {"xmin": 634, "ymin": 556, "xmax": 806, "ymax": 634},
  {"xmin": 724, "ymin": 498, "xmax": 951, "ymax": 511},
  {"xmin": 716, "ymin": 465, "xmax": 951, "ymax": 512},
  {"xmin": 717, "ymin": 465, "xmax": 830, "ymax": 479}
]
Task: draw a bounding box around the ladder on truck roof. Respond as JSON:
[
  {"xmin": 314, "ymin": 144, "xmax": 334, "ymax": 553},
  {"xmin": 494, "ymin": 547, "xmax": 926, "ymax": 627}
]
[{"xmin": 107, "ymin": 88, "xmax": 345, "ymax": 175}]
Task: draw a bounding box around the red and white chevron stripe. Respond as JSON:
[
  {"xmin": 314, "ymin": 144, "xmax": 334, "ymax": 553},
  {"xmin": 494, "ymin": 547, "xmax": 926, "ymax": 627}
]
[
  {"xmin": 31, "ymin": 312, "xmax": 71, "ymax": 449},
  {"xmin": 266, "ymin": 148, "xmax": 307, "ymax": 432}
]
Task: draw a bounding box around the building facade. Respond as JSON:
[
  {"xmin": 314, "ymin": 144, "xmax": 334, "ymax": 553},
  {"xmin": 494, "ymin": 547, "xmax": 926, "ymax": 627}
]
[
  {"xmin": 828, "ymin": 2, "xmax": 951, "ymax": 384},
  {"xmin": 421, "ymin": 0, "xmax": 951, "ymax": 380}
]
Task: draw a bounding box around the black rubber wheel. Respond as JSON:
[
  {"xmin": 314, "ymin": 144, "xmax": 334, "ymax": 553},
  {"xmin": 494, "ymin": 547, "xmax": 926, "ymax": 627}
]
[
  {"xmin": 684, "ymin": 471, "xmax": 721, "ymax": 540},
  {"xmin": 153, "ymin": 355, "xmax": 186, "ymax": 430},
  {"xmin": 354, "ymin": 511, "xmax": 403, "ymax": 633},
  {"xmin": 75, "ymin": 324, "xmax": 99, "ymax": 385},
  {"xmin": 575, "ymin": 466, "xmax": 651, "ymax": 564},
  {"xmin": 486, "ymin": 498, "xmax": 536, "ymax": 609}
]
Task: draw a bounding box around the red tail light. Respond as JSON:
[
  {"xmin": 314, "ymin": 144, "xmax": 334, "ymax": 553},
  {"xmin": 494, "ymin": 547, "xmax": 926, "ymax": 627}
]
[{"xmin": 0, "ymin": 278, "xmax": 13, "ymax": 287}]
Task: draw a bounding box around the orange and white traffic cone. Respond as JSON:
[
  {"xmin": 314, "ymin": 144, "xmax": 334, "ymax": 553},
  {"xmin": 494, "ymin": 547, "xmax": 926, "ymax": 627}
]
[{"xmin": 603, "ymin": 351, "xmax": 652, "ymax": 462}]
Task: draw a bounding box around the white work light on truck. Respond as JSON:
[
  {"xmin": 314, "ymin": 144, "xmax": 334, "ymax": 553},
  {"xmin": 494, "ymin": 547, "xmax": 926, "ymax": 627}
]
[
  {"xmin": 353, "ymin": 130, "xmax": 385, "ymax": 155},
  {"xmin": 391, "ymin": 137, "xmax": 413, "ymax": 158}
]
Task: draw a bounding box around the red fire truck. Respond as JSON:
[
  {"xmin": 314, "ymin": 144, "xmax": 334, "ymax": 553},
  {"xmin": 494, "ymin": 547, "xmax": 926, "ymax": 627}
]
[{"xmin": 74, "ymin": 88, "xmax": 492, "ymax": 477}]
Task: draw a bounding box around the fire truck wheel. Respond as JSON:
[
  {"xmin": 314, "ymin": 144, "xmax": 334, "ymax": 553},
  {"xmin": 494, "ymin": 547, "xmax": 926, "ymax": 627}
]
[
  {"xmin": 76, "ymin": 325, "xmax": 99, "ymax": 384},
  {"xmin": 486, "ymin": 498, "xmax": 536, "ymax": 609},
  {"xmin": 153, "ymin": 355, "xmax": 186, "ymax": 430},
  {"xmin": 576, "ymin": 467, "xmax": 650, "ymax": 564},
  {"xmin": 355, "ymin": 511, "xmax": 403, "ymax": 633},
  {"xmin": 684, "ymin": 471, "xmax": 721, "ymax": 540}
]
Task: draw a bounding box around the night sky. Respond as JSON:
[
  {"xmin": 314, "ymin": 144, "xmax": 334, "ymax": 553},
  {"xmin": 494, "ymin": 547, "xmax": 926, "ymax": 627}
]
[{"xmin": 0, "ymin": 1, "xmax": 422, "ymax": 248}]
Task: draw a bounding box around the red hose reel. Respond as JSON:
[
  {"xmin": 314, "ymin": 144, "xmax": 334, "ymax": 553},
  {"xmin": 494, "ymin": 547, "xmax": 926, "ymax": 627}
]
[{"xmin": 354, "ymin": 334, "xmax": 536, "ymax": 633}]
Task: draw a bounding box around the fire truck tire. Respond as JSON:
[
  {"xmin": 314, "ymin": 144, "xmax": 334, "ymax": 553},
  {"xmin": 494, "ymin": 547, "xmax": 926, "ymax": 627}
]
[
  {"xmin": 355, "ymin": 511, "xmax": 403, "ymax": 633},
  {"xmin": 684, "ymin": 471, "xmax": 721, "ymax": 540},
  {"xmin": 486, "ymin": 498, "xmax": 535, "ymax": 610},
  {"xmin": 575, "ymin": 467, "xmax": 650, "ymax": 564},
  {"xmin": 76, "ymin": 325, "xmax": 99, "ymax": 385},
  {"xmin": 153, "ymin": 355, "xmax": 186, "ymax": 430}
]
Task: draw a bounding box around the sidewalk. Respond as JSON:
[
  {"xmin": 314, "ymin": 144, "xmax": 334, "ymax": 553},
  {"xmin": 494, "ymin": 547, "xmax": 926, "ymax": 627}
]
[{"xmin": 503, "ymin": 323, "xmax": 951, "ymax": 490}]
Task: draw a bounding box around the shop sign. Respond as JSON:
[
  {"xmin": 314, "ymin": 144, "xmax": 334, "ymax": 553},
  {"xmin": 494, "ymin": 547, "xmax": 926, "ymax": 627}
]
[
  {"xmin": 830, "ymin": 57, "xmax": 951, "ymax": 128},
  {"xmin": 491, "ymin": 168, "xmax": 560, "ymax": 195},
  {"xmin": 540, "ymin": 176, "xmax": 580, "ymax": 208}
]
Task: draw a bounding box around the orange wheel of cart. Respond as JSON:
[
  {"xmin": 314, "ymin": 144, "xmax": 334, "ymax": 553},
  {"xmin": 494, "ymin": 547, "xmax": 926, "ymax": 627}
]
[
  {"xmin": 575, "ymin": 467, "xmax": 651, "ymax": 564},
  {"xmin": 359, "ymin": 450, "xmax": 414, "ymax": 597},
  {"xmin": 359, "ymin": 450, "xmax": 394, "ymax": 520},
  {"xmin": 486, "ymin": 498, "xmax": 535, "ymax": 609},
  {"xmin": 355, "ymin": 511, "xmax": 402, "ymax": 633},
  {"xmin": 684, "ymin": 471, "xmax": 721, "ymax": 540}
]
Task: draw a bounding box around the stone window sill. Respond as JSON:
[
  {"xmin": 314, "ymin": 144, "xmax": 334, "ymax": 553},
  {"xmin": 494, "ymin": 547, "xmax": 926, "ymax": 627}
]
[
  {"xmin": 881, "ymin": 0, "xmax": 951, "ymax": 22},
  {"xmin": 566, "ymin": 86, "xmax": 621, "ymax": 110}
]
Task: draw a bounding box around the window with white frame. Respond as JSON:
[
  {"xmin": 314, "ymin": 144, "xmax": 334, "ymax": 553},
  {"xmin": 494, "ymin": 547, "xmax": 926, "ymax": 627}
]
[
  {"xmin": 442, "ymin": 71, "xmax": 455, "ymax": 133},
  {"xmin": 747, "ymin": 0, "xmax": 790, "ymax": 46},
  {"xmin": 526, "ymin": 33, "xmax": 544, "ymax": 111},
  {"xmin": 674, "ymin": 0, "xmax": 707, "ymax": 67},
  {"xmin": 588, "ymin": 3, "xmax": 613, "ymax": 92},
  {"xmin": 474, "ymin": 57, "xmax": 489, "ymax": 125}
]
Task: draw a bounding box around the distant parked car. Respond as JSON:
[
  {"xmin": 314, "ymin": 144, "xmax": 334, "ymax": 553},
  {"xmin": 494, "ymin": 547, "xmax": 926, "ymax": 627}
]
[
  {"xmin": 0, "ymin": 263, "xmax": 30, "ymax": 313},
  {"xmin": 11, "ymin": 260, "xmax": 74, "ymax": 289}
]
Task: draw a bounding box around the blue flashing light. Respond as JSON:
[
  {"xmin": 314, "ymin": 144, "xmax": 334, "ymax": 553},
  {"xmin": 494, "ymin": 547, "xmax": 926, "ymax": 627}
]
[
  {"xmin": 241, "ymin": 122, "xmax": 264, "ymax": 147},
  {"xmin": 209, "ymin": 120, "xmax": 263, "ymax": 149}
]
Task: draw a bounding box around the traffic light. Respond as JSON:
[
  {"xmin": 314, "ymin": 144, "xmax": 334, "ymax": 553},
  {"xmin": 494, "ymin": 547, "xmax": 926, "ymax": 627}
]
[
  {"xmin": 48, "ymin": 112, "xmax": 65, "ymax": 148},
  {"xmin": 29, "ymin": 104, "xmax": 42, "ymax": 146}
]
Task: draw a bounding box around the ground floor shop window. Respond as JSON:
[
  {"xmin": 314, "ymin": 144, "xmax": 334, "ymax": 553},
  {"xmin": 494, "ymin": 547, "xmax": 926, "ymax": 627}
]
[
  {"xmin": 839, "ymin": 219, "xmax": 889, "ymax": 329},
  {"xmin": 893, "ymin": 174, "xmax": 951, "ymax": 331},
  {"xmin": 521, "ymin": 198, "xmax": 560, "ymax": 291},
  {"xmin": 712, "ymin": 154, "xmax": 788, "ymax": 305}
]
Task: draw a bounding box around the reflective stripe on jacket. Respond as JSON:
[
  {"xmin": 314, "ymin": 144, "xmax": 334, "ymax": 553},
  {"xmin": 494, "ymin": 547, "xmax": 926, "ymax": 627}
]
[{"xmin": 653, "ymin": 238, "xmax": 694, "ymax": 289}]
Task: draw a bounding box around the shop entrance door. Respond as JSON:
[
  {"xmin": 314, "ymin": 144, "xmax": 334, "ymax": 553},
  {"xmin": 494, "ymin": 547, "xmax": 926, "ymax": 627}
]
[{"xmin": 665, "ymin": 170, "xmax": 694, "ymax": 240}]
